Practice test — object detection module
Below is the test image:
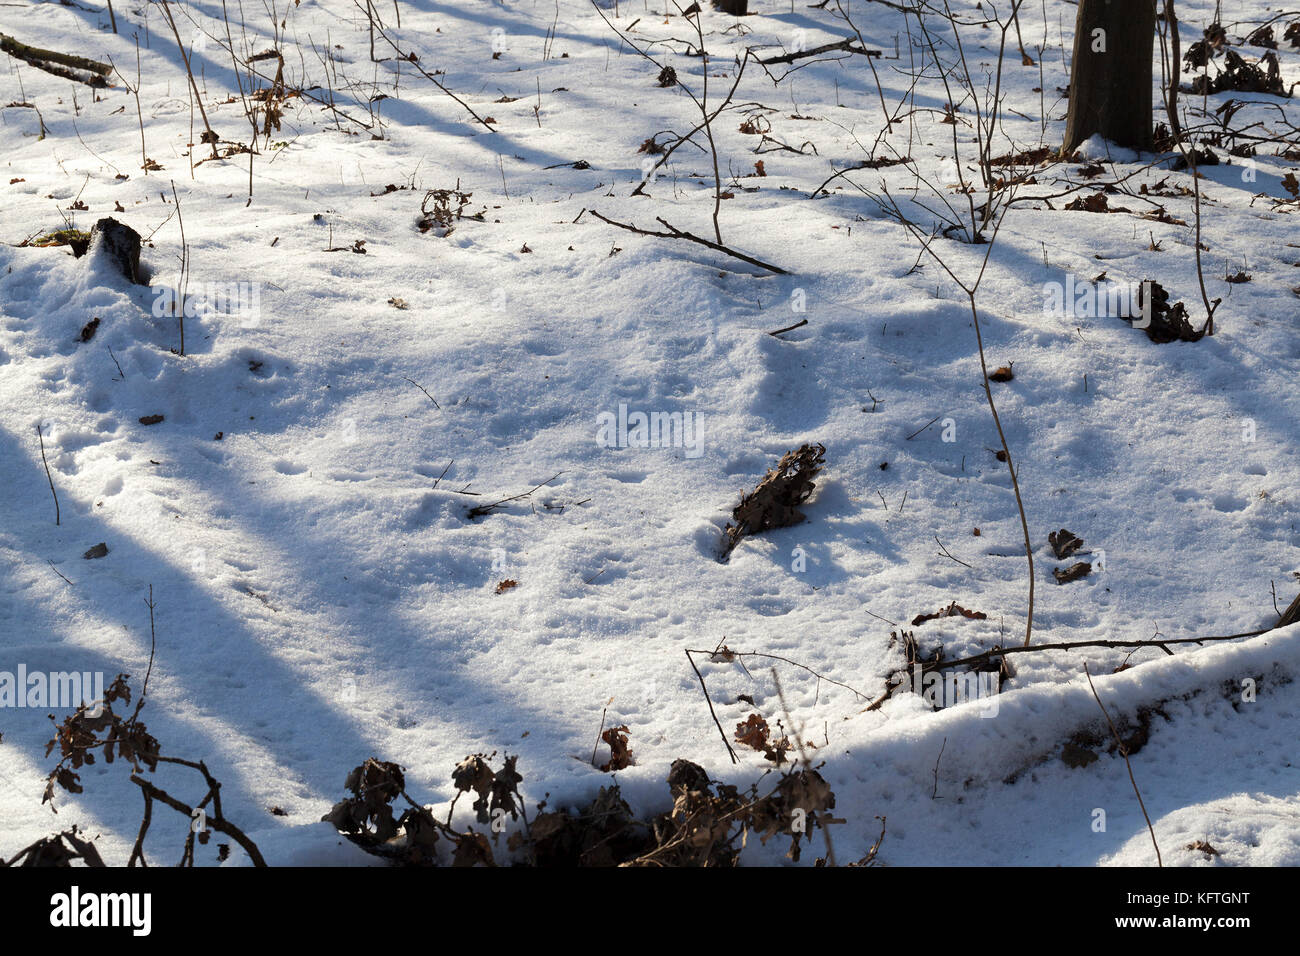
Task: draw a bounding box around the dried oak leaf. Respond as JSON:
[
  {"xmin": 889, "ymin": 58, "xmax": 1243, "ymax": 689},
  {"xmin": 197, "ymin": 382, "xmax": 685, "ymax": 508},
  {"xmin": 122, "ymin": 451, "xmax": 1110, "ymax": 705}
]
[
  {"xmin": 734, "ymin": 713, "xmax": 770, "ymax": 752},
  {"xmin": 489, "ymin": 754, "xmax": 524, "ymax": 822},
  {"xmin": 599, "ymin": 725, "xmax": 632, "ymax": 772},
  {"xmin": 1048, "ymin": 528, "xmax": 1084, "ymax": 560},
  {"xmin": 451, "ymin": 754, "xmax": 497, "ymax": 823},
  {"xmin": 989, "ymin": 364, "xmax": 1014, "ymax": 382},
  {"xmin": 1053, "ymin": 561, "xmax": 1092, "ymax": 584},
  {"xmin": 721, "ymin": 443, "xmax": 826, "ymax": 561},
  {"xmin": 450, "ymin": 830, "xmax": 495, "ymax": 867},
  {"xmin": 495, "ymin": 579, "xmax": 518, "ymax": 594},
  {"xmin": 1065, "ymin": 192, "xmax": 1112, "ymax": 213},
  {"xmin": 911, "ymin": 601, "xmax": 988, "ymax": 626}
]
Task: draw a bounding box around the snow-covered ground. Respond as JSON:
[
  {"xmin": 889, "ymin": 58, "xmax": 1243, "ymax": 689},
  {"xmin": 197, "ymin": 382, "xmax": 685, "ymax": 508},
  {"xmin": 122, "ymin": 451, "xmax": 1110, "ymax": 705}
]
[{"xmin": 1, "ymin": 0, "xmax": 1297, "ymax": 866}]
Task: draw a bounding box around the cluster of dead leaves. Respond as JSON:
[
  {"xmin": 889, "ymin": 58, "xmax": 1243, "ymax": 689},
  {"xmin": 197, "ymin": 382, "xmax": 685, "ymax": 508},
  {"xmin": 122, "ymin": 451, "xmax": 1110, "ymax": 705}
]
[
  {"xmin": 1048, "ymin": 528, "xmax": 1091, "ymax": 584},
  {"xmin": 1062, "ymin": 190, "xmax": 1188, "ymax": 228},
  {"xmin": 451, "ymin": 753, "xmax": 525, "ymax": 825},
  {"xmin": 636, "ymin": 759, "xmax": 838, "ymax": 866},
  {"xmin": 417, "ymin": 184, "xmax": 482, "ymax": 236},
  {"xmin": 1065, "ymin": 191, "xmax": 1125, "ymax": 214},
  {"xmin": 598, "ymin": 724, "xmax": 633, "ymax": 771},
  {"xmin": 1184, "ymin": 27, "xmax": 1286, "ymax": 96},
  {"xmin": 1132, "ymin": 280, "xmax": 1208, "ymax": 344},
  {"xmin": 3, "ymin": 825, "xmax": 105, "ymax": 868},
  {"xmin": 323, "ymin": 753, "xmax": 524, "ymax": 867},
  {"xmin": 721, "ymin": 443, "xmax": 826, "ymax": 561},
  {"xmin": 322, "ymin": 752, "xmax": 844, "ymax": 866},
  {"xmin": 43, "ymin": 674, "xmax": 158, "ymax": 805},
  {"xmin": 522, "ymin": 785, "xmax": 650, "ymax": 865},
  {"xmin": 987, "ymin": 146, "xmax": 1053, "ymax": 167},
  {"xmin": 321, "ymin": 758, "xmax": 410, "ymax": 845},
  {"xmin": 734, "ymin": 713, "xmax": 793, "ymax": 764}
]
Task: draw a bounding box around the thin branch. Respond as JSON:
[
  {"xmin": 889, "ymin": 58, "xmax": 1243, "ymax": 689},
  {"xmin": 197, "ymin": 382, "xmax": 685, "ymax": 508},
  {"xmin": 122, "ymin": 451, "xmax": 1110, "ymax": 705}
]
[
  {"xmin": 758, "ymin": 36, "xmax": 882, "ymax": 66},
  {"xmin": 467, "ymin": 473, "xmax": 564, "ymax": 518},
  {"xmin": 1083, "ymin": 664, "xmax": 1161, "ymax": 867},
  {"xmin": 590, "ymin": 211, "xmax": 788, "ymax": 274},
  {"xmin": 36, "ymin": 423, "xmax": 59, "ymax": 525},
  {"xmin": 923, "ymin": 627, "xmax": 1277, "ymax": 674},
  {"xmin": 684, "ymin": 649, "xmax": 738, "ymax": 764},
  {"xmin": 402, "ymin": 377, "xmax": 440, "ymax": 409},
  {"xmin": 934, "ymin": 534, "xmax": 973, "ymax": 568}
]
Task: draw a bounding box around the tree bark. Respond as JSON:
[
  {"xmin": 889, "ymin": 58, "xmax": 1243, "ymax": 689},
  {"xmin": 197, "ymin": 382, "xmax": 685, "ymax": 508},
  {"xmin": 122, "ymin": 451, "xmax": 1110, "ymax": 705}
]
[
  {"xmin": 0, "ymin": 33, "xmax": 112, "ymax": 84},
  {"xmin": 1062, "ymin": 0, "xmax": 1157, "ymax": 154}
]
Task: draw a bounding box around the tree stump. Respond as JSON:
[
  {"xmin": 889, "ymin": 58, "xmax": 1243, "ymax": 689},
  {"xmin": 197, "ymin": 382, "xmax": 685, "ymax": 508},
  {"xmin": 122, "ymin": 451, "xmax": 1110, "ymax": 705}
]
[{"xmin": 87, "ymin": 218, "xmax": 143, "ymax": 285}]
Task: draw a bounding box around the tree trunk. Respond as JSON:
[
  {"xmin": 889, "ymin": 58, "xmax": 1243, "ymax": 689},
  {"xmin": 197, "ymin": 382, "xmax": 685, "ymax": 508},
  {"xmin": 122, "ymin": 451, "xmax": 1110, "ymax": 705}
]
[{"xmin": 1062, "ymin": 0, "xmax": 1156, "ymax": 155}]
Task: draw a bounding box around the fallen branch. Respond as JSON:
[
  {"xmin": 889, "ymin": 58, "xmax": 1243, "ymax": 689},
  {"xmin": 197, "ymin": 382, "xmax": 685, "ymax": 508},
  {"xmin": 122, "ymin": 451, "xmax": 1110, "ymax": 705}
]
[
  {"xmin": 589, "ymin": 211, "xmax": 788, "ymax": 274},
  {"xmin": 0, "ymin": 33, "xmax": 110, "ymax": 86},
  {"xmin": 767, "ymin": 318, "xmax": 808, "ymax": 337},
  {"xmin": 1277, "ymin": 590, "xmax": 1300, "ymax": 629},
  {"xmin": 759, "ymin": 37, "xmax": 881, "ymax": 66},
  {"xmin": 921, "ymin": 627, "xmax": 1277, "ymax": 674},
  {"xmin": 684, "ymin": 649, "xmax": 738, "ymax": 764},
  {"xmin": 129, "ymin": 774, "xmax": 268, "ymax": 867},
  {"xmin": 467, "ymin": 472, "xmax": 564, "ymax": 519}
]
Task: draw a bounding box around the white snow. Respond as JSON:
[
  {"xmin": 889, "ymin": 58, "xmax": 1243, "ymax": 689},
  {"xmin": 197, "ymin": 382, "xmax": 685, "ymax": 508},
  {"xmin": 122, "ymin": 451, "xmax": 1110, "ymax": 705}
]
[{"xmin": 1, "ymin": 0, "xmax": 1298, "ymax": 866}]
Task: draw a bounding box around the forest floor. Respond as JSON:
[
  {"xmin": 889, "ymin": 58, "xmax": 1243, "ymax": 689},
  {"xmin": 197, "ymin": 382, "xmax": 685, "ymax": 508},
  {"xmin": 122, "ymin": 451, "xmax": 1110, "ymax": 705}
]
[{"xmin": 1, "ymin": 0, "xmax": 1298, "ymax": 865}]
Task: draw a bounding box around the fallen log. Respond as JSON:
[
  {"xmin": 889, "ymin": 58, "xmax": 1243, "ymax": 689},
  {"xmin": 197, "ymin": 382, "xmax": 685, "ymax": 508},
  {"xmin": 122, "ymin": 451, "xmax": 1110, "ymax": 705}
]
[{"xmin": 0, "ymin": 33, "xmax": 111, "ymax": 87}]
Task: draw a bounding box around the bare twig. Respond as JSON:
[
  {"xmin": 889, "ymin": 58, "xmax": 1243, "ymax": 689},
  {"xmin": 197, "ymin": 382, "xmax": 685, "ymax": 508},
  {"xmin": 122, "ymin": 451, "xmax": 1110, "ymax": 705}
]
[
  {"xmin": 768, "ymin": 318, "xmax": 808, "ymax": 336},
  {"xmin": 923, "ymin": 627, "xmax": 1277, "ymax": 674},
  {"xmin": 590, "ymin": 211, "xmax": 787, "ymax": 274},
  {"xmin": 467, "ymin": 473, "xmax": 564, "ymax": 518},
  {"xmin": 934, "ymin": 535, "xmax": 973, "ymax": 568},
  {"xmin": 36, "ymin": 423, "xmax": 59, "ymax": 525},
  {"xmin": 1083, "ymin": 663, "xmax": 1161, "ymax": 867},
  {"xmin": 402, "ymin": 377, "xmax": 440, "ymax": 409},
  {"xmin": 759, "ymin": 37, "xmax": 882, "ymax": 66},
  {"xmin": 684, "ymin": 649, "xmax": 738, "ymax": 764}
]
